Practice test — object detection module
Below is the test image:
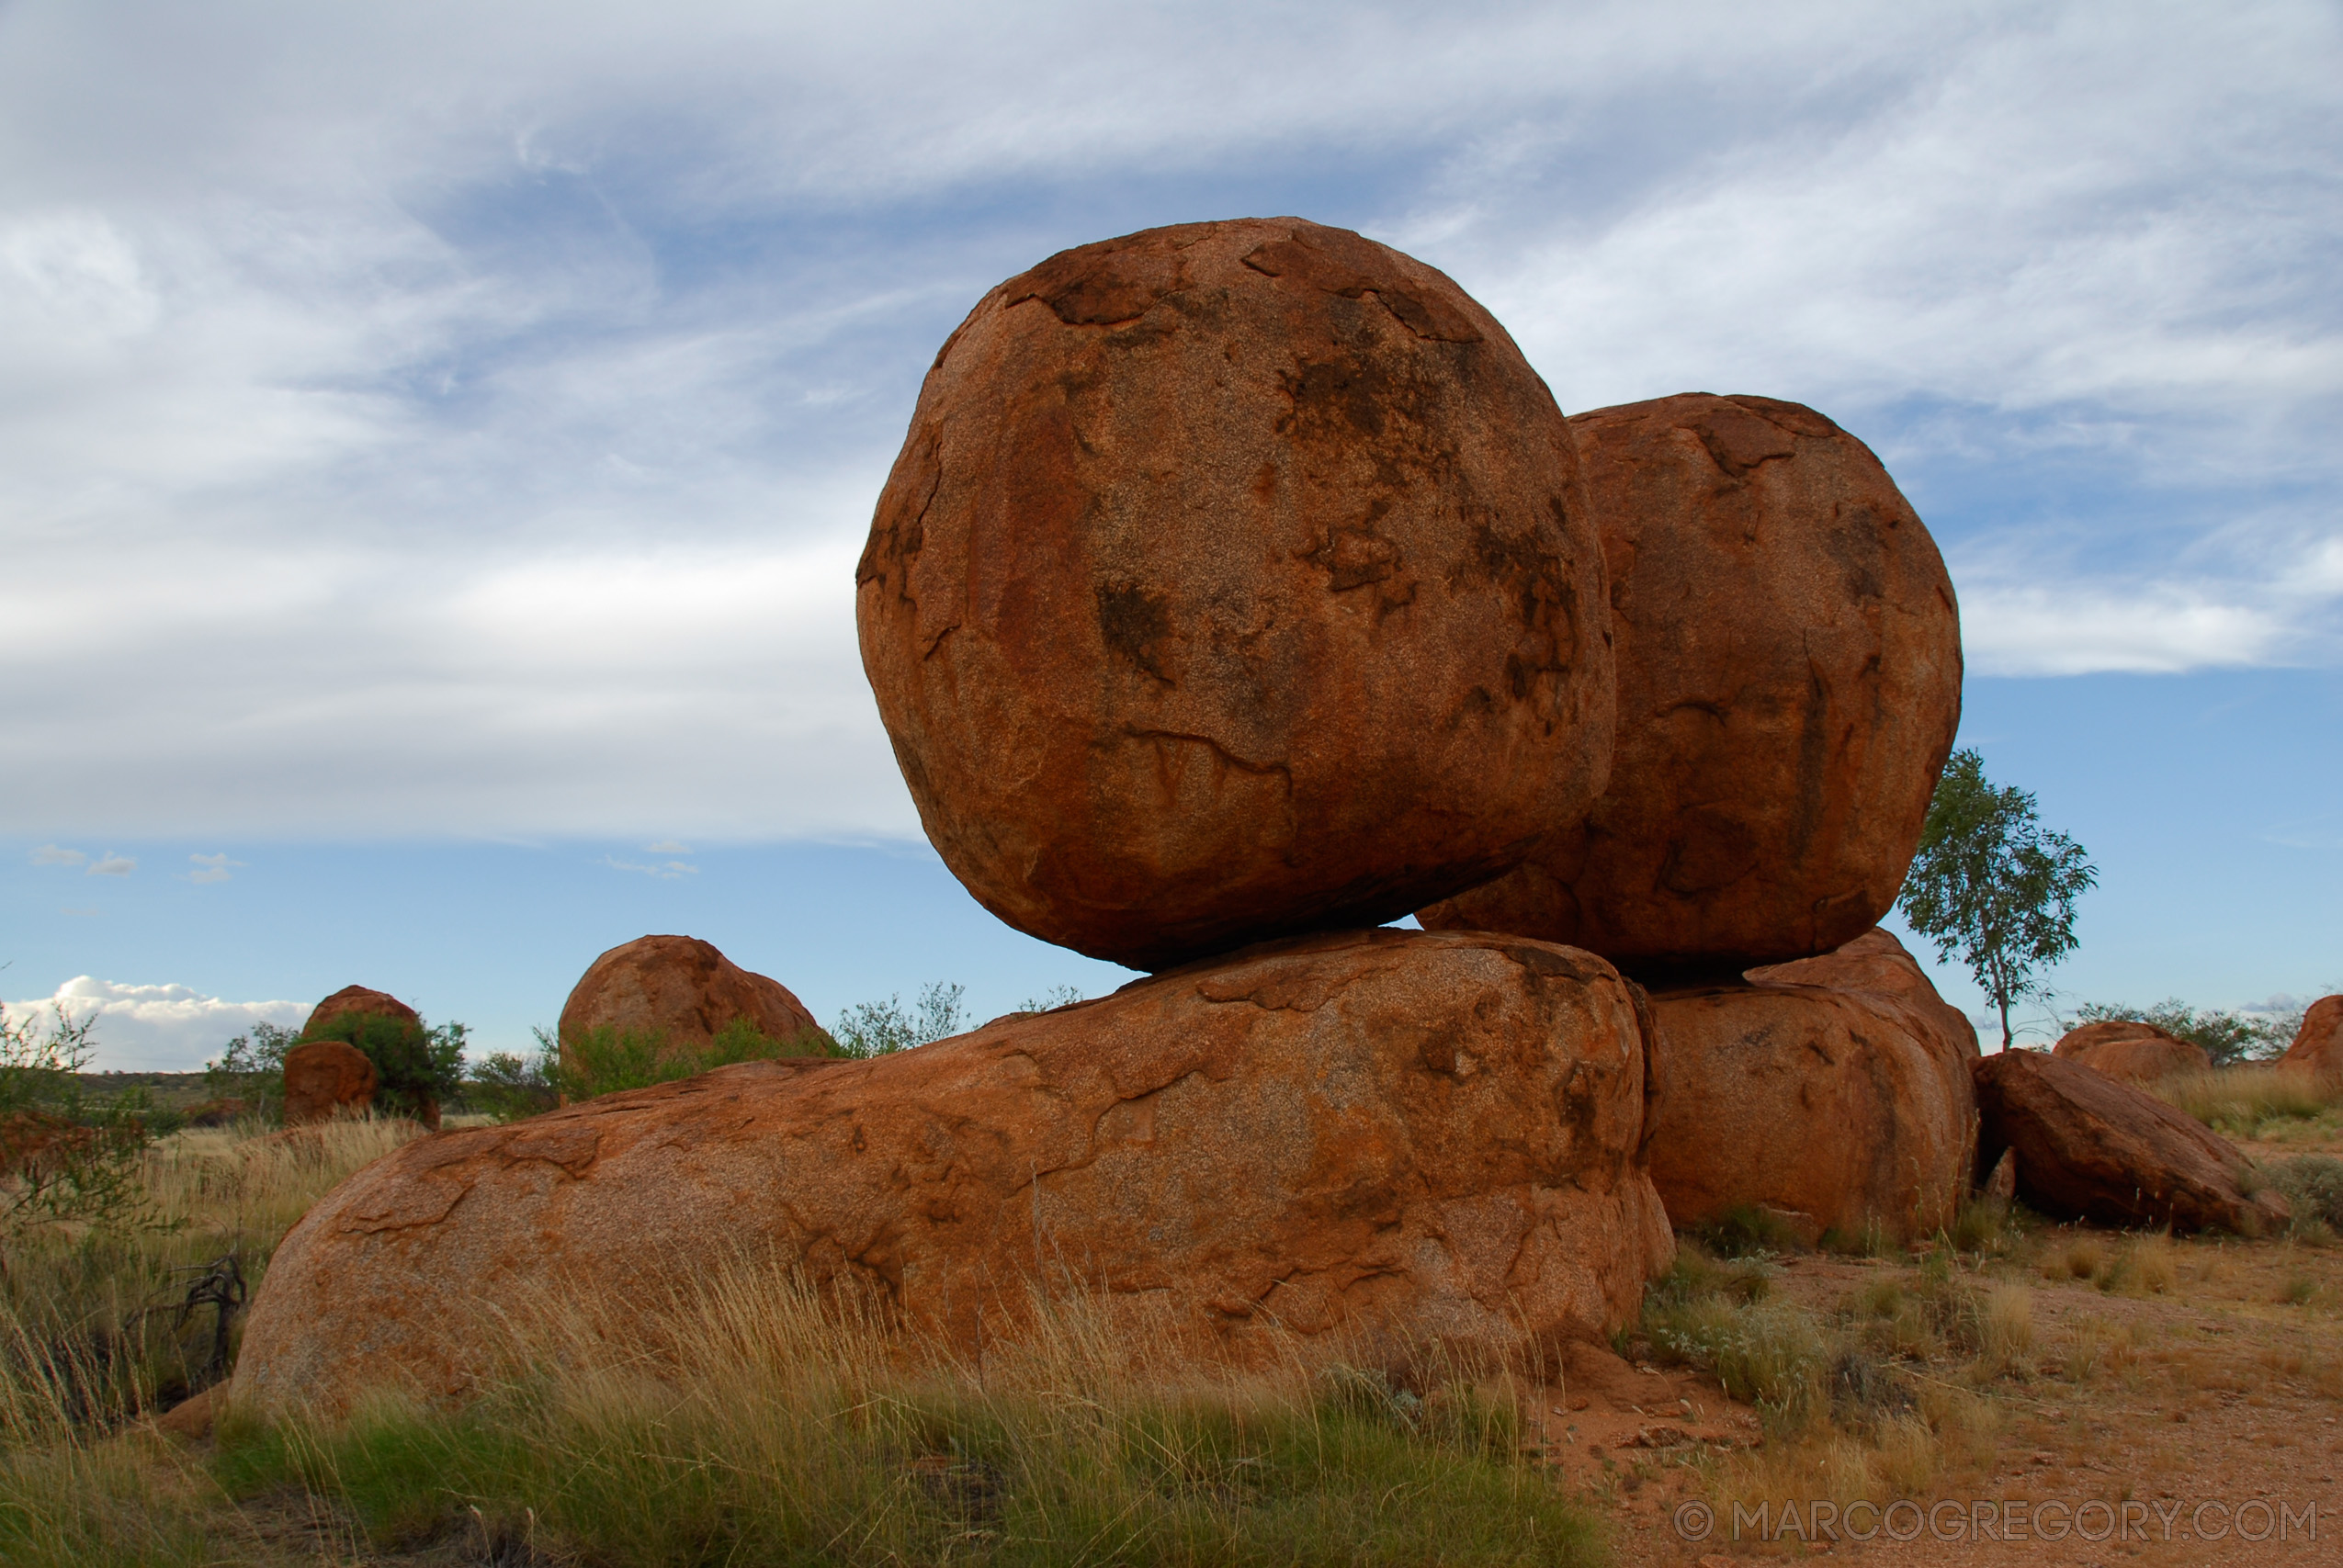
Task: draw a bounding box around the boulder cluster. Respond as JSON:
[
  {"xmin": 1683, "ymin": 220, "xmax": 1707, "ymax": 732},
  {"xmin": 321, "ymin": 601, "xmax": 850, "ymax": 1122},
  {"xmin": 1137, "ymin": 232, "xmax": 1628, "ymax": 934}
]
[{"xmin": 233, "ymin": 220, "xmax": 2297, "ymax": 1420}]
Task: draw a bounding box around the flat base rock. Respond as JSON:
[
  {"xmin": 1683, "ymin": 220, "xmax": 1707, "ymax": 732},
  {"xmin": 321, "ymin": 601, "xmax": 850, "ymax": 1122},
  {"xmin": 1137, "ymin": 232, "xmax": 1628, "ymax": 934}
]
[
  {"xmin": 1644, "ymin": 967, "xmax": 1977, "ymax": 1245},
  {"xmin": 1972, "ymin": 1049, "xmax": 2288, "ymax": 1235},
  {"xmin": 233, "ymin": 929, "xmax": 1673, "ymax": 1418}
]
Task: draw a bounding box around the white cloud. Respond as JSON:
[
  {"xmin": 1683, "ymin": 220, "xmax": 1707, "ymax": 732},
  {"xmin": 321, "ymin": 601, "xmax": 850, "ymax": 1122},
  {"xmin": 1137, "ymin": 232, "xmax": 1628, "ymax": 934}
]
[
  {"xmin": 5, "ymin": 976, "xmax": 309, "ymax": 1072},
  {"xmin": 187, "ymin": 851, "xmax": 245, "ymax": 884},
  {"xmin": 30, "ymin": 843, "xmax": 84, "ymax": 865},
  {"xmin": 85, "ymin": 852, "xmax": 135, "ymax": 876},
  {"xmin": 0, "ymin": 1, "xmax": 2334, "ymax": 840},
  {"xmin": 643, "ymin": 840, "xmax": 691, "ymax": 854}
]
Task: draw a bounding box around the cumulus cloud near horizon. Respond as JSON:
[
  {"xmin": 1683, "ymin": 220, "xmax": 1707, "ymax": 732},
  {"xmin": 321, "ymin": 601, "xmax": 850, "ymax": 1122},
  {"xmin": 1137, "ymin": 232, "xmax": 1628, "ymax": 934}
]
[{"xmin": 6, "ymin": 976, "xmax": 311, "ymax": 1072}]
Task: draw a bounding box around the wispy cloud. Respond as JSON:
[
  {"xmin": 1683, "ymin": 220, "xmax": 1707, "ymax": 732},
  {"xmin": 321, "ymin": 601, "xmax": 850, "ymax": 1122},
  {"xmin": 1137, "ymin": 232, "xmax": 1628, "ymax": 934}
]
[
  {"xmin": 604, "ymin": 855, "xmax": 698, "ymax": 879},
  {"xmin": 643, "ymin": 840, "xmax": 692, "ymax": 855},
  {"xmin": 85, "ymin": 852, "xmax": 135, "ymax": 877},
  {"xmin": 187, "ymin": 851, "xmax": 246, "ymax": 884},
  {"xmin": 30, "ymin": 843, "xmax": 85, "ymax": 865}
]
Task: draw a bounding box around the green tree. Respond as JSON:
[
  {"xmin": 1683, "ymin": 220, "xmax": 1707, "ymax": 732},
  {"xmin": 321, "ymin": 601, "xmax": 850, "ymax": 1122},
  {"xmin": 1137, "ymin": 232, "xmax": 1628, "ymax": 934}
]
[
  {"xmin": 1898, "ymin": 748, "xmax": 2099, "ymax": 1051},
  {"xmin": 832, "ymin": 981, "xmax": 967, "ymax": 1058}
]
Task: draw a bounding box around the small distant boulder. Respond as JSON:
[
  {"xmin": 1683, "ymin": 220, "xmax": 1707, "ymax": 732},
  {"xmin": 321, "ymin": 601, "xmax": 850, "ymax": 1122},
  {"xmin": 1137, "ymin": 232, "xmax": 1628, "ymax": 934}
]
[
  {"xmin": 559, "ymin": 936, "xmax": 825, "ymax": 1068},
  {"xmin": 282, "ymin": 1041, "xmax": 378, "ymax": 1126},
  {"xmin": 1643, "ymin": 974, "xmax": 1977, "ymax": 1245},
  {"xmin": 2051, "ymin": 1020, "xmax": 2211, "ymax": 1083},
  {"xmin": 2281, "ymin": 995, "xmax": 2343, "ymax": 1079},
  {"xmin": 301, "ymin": 986, "xmax": 421, "ymax": 1042},
  {"xmin": 1971, "ymin": 1049, "xmax": 2288, "ymax": 1235}
]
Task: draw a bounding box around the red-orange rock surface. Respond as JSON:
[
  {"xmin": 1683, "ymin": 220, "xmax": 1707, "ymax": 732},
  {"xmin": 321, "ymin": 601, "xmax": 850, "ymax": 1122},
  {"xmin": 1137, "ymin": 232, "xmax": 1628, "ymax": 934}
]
[
  {"xmin": 2051, "ymin": 1020, "xmax": 2210, "ymax": 1082},
  {"xmin": 301, "ymin": 986, "xmax": 419, "ymax": 1041},
  {"xmin": 232, "ymin": 929, "xmax": 1671, "ymax": 1418},
  {"xmin": 1971, "ymin": 1049, "xmax": 2287, "ymax": 1235},
  {"xmin": 857, "ymin": 219, "xmax": 1615, "ymax": 972},
  {"xmin": 1746, "ymin": 926, "xmax": 1978, "ymax": 1057},
  {"xmin": 1420, "ymin": 393, "xmax": 1961, "ymax": 975},
  {"xmin": 2281, "ymin": 995, "xmax": 2343, "ymax": 1078},
  {"xmin": 559, "ymin": 935, "xmax": 824, "ymax": 1058},
  {"xmin": 1641, "ymin": 975, "xmax": 1977, "ymax": 1244},
  {"xmin": 281, "ymin": 1041, "xmax": 378, "ymax": 1125}
]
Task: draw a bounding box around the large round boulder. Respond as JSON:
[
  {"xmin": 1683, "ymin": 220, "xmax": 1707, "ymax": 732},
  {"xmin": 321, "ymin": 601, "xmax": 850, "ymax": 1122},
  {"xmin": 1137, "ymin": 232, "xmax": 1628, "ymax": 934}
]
[
  {"xmin": 559, "ymin": 935, "xmax": 825, "ymax": 1058},
  {"xmin": 232, "ymin": 929, "xmax": 1670, "ymax": 1418},
  {"xmin": 1421, "ymin": 393, "xmax": 1962, "ymax": 976},
  {"xmin": 2281, "ymin": 995, "xmax": 2343, "ymax": 1078},
  {"xmin": 2052, "ymin": 1019, "xmax": 2210, "ymax": 1083},
  {"xmin": 1642, "ymin": 970, "xmax": 1978, "ymax": 1245},
  {"xmin": 856, "ymin": 219, "xmax": 1615, "ymax": 972}
]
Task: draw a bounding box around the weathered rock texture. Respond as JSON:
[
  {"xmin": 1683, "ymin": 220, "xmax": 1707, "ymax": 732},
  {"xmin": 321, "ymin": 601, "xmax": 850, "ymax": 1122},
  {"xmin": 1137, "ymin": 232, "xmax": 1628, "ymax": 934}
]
[
  {"xmin": 1971, "ymin": 1049, "xmax": 2288, "ymax": 1235},
  {"xmin": 1746, "ymin": 926, "xmax": 1978, "ymax": 1057},
  {"xmin": 301, "ymin": 986, "xmax": 419, "ymax": 1041},
  {"xmin": 2281, "ymin": 995, "xmax": 2343, "ymax": 1078},
  {"xmin": 559, "ymin": 935, "xmax": 824, "ymax": 1056},
  {"xmin": 281, "ymin": 1041, "xmax": 378, "ymax": 1125},
  {"xmin": 857, "ymin": 219, "xmax": 1615, "ymax": 972},
  {"xmin": 1641, "ymin": 973, "xmax": 1978, "ymax": 1243},
  {"xmin": 2052, "ymin": 1020, "xmax": 2210, "ymax": 1083},
  {"xmin": 233, "ymin": 929, "xmax": 1672, "ymax": 1418},
  {"xmin": 1420, "ymin": 393, "xmax": 1962, "ymax": 976}
]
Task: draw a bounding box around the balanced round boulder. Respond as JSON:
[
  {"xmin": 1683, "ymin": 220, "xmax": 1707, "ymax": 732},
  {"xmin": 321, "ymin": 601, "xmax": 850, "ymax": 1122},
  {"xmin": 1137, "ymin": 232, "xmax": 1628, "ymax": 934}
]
[
  {"xmin": 857, "ymin": 219, "xmax": 1615, "ymax": 972},
  {"xmin": 2281, "ymin": 995, "xmax": 2343, "ymax": 1078},
  {"xmin": 1972, "ymin": 1049, "xmax": 2288, "ymax": 1234},
  {"xmin": 281, "ymin": 1040, "xmax": 378, "ymax": 1125},
  {"xmin": 301, "ymin": 985, "xmax": 419, "ymax": 1041},
  {"xmin": 1420, "ymin": 393, "xmax": 1962, "ymax": 976},
  {"xmin": 560, "ymin": 935, "xmax": 824, "ymax": 1058},
  {"xmin": 2052, "ymin": 1019, "xmax": 2210, "ymax": 1083},
  {"xmin": 1642, "ymin": 969, "xmax": 1978, "ymax": 1244},
  {"xmin": 232, "ymin": 929, "xmax": 1671, "ymax": 1418}
]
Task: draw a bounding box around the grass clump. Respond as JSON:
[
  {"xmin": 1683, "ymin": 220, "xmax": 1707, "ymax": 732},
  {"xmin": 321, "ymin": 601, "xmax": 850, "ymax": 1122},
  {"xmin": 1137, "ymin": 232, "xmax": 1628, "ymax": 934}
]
[
  {"xmin": 1692, "ymin": 1203, "xmax": 1806, "ymax": 1258},
  {"xmin": 2262, "ymin": 1155, "xmax": 2343, "ymax": 1242},
  {"xmin": 2155, "ymin": 1066, "xmax": 2341, "ymax": 1140},
  {"xmin": 201, "ymin": 1268, "xmax": 1598, "ymax": 1567}
]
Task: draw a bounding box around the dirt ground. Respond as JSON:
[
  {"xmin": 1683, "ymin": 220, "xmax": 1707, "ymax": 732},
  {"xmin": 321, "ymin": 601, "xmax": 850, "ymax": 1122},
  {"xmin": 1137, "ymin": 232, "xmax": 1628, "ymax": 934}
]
[{"xmin": 1551, "ymin": 1122, "xmax": 2343, "ymax": 1567}]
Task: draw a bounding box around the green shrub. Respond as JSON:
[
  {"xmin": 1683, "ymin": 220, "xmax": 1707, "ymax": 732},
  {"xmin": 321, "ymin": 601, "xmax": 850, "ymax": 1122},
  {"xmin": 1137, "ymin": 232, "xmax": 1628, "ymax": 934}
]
[
  {"xmin": 2264, "ymin": 1156, "xmax": 2343, "ymax": 1239},
  {"xmin": 199, "ymin": 1021, "xmax": 300, "ymax": 1122},
  {"xmin": 1, "ymin": 1005, "xmax": 172, "ymax": 1237},
  {"xmin": 832, "ymin": 980, "xmax": 968, "ymax": 1057},
  {"xmin": 1694, "ymin": 1202, "xmax": 1805, "ymax": 1258},
  {"xmin": 532, "ymin": 1015, "xmax": 847, "ymax": 1109}
]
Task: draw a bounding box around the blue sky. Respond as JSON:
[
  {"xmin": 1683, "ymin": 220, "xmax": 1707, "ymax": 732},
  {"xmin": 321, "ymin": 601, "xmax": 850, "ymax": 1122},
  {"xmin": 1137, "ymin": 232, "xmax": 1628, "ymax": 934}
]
[{"xmin": 2, "ymin": 1, "xmax": 2337, "ymax": 1067}]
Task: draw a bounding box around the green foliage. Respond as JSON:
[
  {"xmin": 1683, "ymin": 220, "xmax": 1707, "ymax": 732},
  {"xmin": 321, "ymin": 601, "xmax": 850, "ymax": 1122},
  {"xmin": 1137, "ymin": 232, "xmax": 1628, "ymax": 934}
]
[
  {"xmin": 200, "ymin": 1021, "xmax": 300, "ymax": 1121},
  {"xmin": 2073, "ymin": 998, "xmax": 2295, "ymax": 1066},
  {"xmin": 1693, "ymin": 1202, "xmax": 1805, "ymax": 1258},
  {"xmin": 299, "ymin": 1011, "xmax": 467, "ymax": 1122},
  {"xmin": 525, "ymin": 1015, "xmax": 846, "ymax": 1110},
  {"xmin": 832, "ymin": 980, "xmax": 968, "ymax": 1058},
  {"xmin": 1898, "ymin": 748, "xmax": 2099, "ymax": 1049},
  {"xmin": 0, "ymin": 1005, "xmax": 170, "ymax": 1236},
  {"xmin": 1018, "ymin": 985, "xmax": 1086, "ymax": 1014}
]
